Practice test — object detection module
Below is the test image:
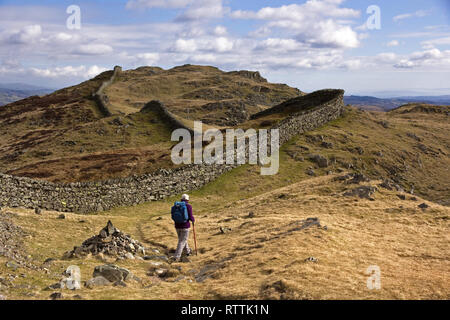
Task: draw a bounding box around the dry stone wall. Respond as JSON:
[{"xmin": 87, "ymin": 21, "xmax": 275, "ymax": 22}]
[
  {"xmin": 140, "ymin": 100, "xmax": 195, "ymax": 135},
  {"xmin": 92, "ymin": 66, "xmax": 122, "ymax": 117},
  {"xmin": 0, "ymin": 89, "xmax": 345, "ymax": 213}
]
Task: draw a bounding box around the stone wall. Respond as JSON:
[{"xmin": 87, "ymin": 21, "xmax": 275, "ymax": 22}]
[
  {"xmin": 92, "ymin": 66, "xmax": 122, "ymax": 117},
  {"xmin": 0, "ymin": 164, "xmax": 236, "ymax": 213},
  {"xmin": 274, "ymin": 89, "xmax": 345, "ymax": 145},
  {"xmin": 140, "ymin": 100, "xmax": 195, "ymax": 135},
  {"xmin": 0, "ymin": 89, "xmax": 345, "ymax": 213},
  {"xmin": 250, "ymin": 89, "xmax": 344, "ymax": 121}
]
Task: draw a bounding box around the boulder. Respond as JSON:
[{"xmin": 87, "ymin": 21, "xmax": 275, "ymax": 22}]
[
  {"xmin": 93, "ymin": 264, "xmax": 132, "ymax": 283},
  {"xmin": 45, "ymin": 282, "xmax": 63, "ymax": 291},
  {"xmin": 418, "ymin": 203, "xmax": 430, "ymax": 210},
  {"xmin": 309, "ymin": 154, "xmax": 329, "ymax": 168},
  {"xmin": 124, "ymin": 253, "xmax": 135, "ymax": 260},
  {"xmin": 346, "ymin": 173, "xmax": 370, "ymax": 184},
  {"xmin": 49, "ymin": 292, "xmax": 63, "ymax": 300},
  {"xmin": 379, "ymin": 179, "xmax": 404, "ymax": 192},
  {"xmin": 85, "ymin": 276, "xmax": 111, "ymax": 289},
  {"xmin": 320, "ymin": 141, "xmax": 334, "ymax": 149},
  {"xmin": 344, "ymin": 186, "xmax": 377, "ymax": 200},
  {"xmin": 397, "ymin": 194, "xmax": 406, "ymax": 200}
]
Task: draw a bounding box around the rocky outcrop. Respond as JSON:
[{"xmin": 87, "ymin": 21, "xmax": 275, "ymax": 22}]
[{"xmin": 226, "ymin": 70, "xmax": 268, "ymax": 83}]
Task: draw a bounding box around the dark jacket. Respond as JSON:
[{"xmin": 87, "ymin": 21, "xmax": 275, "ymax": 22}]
[{"xmin": 175, "ymin": 199, "xmax": 195, "ymax": 229}]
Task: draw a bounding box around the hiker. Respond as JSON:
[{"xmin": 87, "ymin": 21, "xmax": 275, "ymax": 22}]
[{"xmin": 171, "ymin": 194, "xmax": 195, "ymax": 262}]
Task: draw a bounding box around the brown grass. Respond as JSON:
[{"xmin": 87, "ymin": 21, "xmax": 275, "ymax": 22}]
[{"xmin": 1, "ymin": 174, "xmax": 448, "ymax": 300}]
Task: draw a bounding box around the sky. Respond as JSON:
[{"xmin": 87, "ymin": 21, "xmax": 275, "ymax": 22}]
[{"xmin": 0, "ymin": 0, "xmax": 449, "ymax": 96}]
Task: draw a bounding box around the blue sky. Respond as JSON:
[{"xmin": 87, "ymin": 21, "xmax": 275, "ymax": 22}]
[{"xmin": 0, "ymin": 0, "xmax": 449, "ymax": 96}]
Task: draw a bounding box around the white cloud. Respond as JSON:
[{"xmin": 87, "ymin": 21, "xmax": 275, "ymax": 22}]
[
  {"xmin": 28, "ymin": 65, "xmax": 108, "ymax": 79},
  {"xmin": 53, "ymin": 33, "xmax": 73, "ymax": 42},
  {"xmin": 86, "ymin": 66, "xmax": 109, "ymax": 78},
  {"xmin": 214, "ymin": 26, "xmax": 227, "ymax": 36},
  {"xmin": 191, "ymin": 53, "xmax": 217, "ymax": 63},
  {"xmin": 173, "ymin": 37, "xmax": 234, "ymax": 53},
  {"xmin": 387, "ymin": 40, "xmax": 399, "ymax": 47},
  {"xmin": 394, "ymin": 60, "xmax": 415, "ymax": 69},
  {"xmin": 410, "ymin": 48, "xmax": 443, "ymax": 61},
  {"xmin": 392, "ymin": 48, "xmax": 450, "ymax": 69},
  {"xmin": 256, "ymin": 38, "xmax": 303, "ymax": 51},
  {"xmin": 231, "ymin": 1, "xmax": 359, "ymax": 20},
  {"xmin": 126, "ymin": 0, "xmax": 193, "ymax": 9},
  {"xmin": 176, "ymin": 0, "xmax": 229, "ymax": 21},
  {"xmin": 422, "ymin": 37, "xmax": 450, "ymax": 48},
  {"xmin": 338, "ymin": 59, "xmax": 361, "ymax": 70},
  {"xmin": 376, "ymin": 52, "xmax": 398, "ymax": 63},
  {"xmin": 6, "ymin": 24, "xmax": 42, "ymax": 44},
  {"xmin": 300, "ymin": 20, "xmax": 359, "ymax": 48},
  {"xmin": 393, "ymin": 10, "xmax": 430, "ymax": 23},
  {"xmin": 231, "ymin": 1, "xmax": 360, "ymax": 49},
  {"xmin": 174, "ymin": 38, "xmax": 198, "ymax": 53},
  {"xmin": 136, "ymin": 52, "xmax": 160, "ymax": 65},
  {"xmin": 71, "ymin": 44, "xmax": 114, "ymax": 56},
  {"xmin": 214, "ymin": 37, "xmax": 233, "ymax": 52}
]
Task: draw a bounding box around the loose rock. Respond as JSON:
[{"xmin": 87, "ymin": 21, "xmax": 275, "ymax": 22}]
[
  {"xmin": 344, "ymin": 186, "xmax": 377, "ymax": 200},
  {"xmin": 49, "ymin": 292, "xmax": 63, "ymax": 300},
  {"xmin": 93, "ymin": 264, "xmax": 132, "ymax": 283},
  {"xmin": 309, "ymin": 154, "xmax": 329, "ymax": 168},
  {"xmin": 85, "ymin": 276, "xmax": 111, "ymax": 289},
  {"xmin": 418, "ymin": 203, "xmax": 430, "ymax": 210}
]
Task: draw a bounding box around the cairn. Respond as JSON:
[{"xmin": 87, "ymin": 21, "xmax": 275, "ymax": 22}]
[{"xmin": 64, "ymin": 221, "xmax": 146, "ymax": 259}]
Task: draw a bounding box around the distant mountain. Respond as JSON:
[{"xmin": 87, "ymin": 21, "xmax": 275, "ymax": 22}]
[
  {"xmin": 0, "ymin": 83, "xmax": 54, "ymax": 106},
  {"xmin": 397, "ymin": 95, "xmax": 450, "ymax": 104},
  {"xmin": 344, "ymin": 95, "xmax": 450, "ymax": 111}
]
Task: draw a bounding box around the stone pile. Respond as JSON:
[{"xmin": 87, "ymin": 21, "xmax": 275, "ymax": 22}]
[{"xmin": 63, "ymin": 221, "xmax": 146, "ymax": 260}]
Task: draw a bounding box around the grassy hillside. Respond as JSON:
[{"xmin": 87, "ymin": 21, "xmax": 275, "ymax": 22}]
[
  {"xmin": 0, "ymin": 65, "xmax": 302, "ymax": 183},
  {"xmin": 0, "ymin": 103, "xmax": 448, "ymax": 300}
]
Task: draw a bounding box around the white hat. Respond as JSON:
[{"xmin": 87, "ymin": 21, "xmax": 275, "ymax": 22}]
[{"xmin": 181, "ymin": 194, "xmax": 190, "ymax": 201}]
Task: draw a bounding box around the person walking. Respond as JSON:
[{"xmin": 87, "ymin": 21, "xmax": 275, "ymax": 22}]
[{"xmin": 171, "ymin": 194, "xmax": 195, "ymax": 262}]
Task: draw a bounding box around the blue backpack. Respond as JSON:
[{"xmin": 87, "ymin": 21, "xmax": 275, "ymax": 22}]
[{"xmin": 171, "ymin": 201, "xmax": 189, "ymax": 223}]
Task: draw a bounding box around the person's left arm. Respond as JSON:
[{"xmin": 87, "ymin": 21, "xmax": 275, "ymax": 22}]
[{"xmin": 187, "ymin": 204, "xmax": 195, "ymax": 223}]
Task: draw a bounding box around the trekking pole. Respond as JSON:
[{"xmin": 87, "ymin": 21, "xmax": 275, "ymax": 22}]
[{"xmin": 192, "ymin": 222, "xmax": 198, "ymax": 256}]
